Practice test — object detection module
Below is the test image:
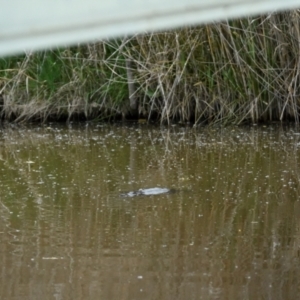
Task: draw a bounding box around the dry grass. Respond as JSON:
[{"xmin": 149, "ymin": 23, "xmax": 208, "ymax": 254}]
[{"xmin": 1, "ymin": 11, "xmax": 300, "ymax": 124}]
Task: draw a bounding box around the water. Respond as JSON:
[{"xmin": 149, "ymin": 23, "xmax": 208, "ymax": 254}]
[{"xmin": 0, "ymin": 123, "xmax": 300, "ymax": 299}]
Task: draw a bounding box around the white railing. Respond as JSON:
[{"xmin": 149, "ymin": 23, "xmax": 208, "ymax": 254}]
[{"xmin": 1, "ymin": 0, "xmax": 300, "ymax": 56}]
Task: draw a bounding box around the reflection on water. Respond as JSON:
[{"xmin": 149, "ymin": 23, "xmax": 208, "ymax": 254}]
[{"xmin": 0, "ymin": 124, "xmax": 300, "ymax": 299}]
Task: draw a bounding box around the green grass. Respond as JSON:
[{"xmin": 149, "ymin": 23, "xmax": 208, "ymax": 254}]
[{"xmin": 1, "ymin": 11, "xmax": 300, "ymax": 124}]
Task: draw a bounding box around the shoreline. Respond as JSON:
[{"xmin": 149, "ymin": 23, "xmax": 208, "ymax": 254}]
[{"xmin": 1, "ymin": 11, "xmax": 300, "ymax": 125}]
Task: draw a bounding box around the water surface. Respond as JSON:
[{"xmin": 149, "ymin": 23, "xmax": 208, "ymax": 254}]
[{"xmin": 1, "ymin": 124, "xmax": 300, "ymax": 299}]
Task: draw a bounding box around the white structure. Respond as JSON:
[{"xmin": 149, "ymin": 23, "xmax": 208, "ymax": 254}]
[{"xmin": 1, "ymin": 0, "xmax": 300, "ymax": 56}]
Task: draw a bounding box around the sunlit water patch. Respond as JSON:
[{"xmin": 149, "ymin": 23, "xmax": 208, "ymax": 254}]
[{"xmin": 0, "ymin": 123, "xmax": 300, "ymax": 299}]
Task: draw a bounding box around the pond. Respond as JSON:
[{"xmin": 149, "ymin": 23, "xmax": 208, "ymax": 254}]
[{"xmin": 0, "ymin": 123, "xmax": 300, "ymax": 300}]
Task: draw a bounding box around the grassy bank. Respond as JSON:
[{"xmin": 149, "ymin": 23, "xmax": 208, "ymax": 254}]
[{"xmin": 1, "ymin": 11, "xmax": 300, "ymax": 125}]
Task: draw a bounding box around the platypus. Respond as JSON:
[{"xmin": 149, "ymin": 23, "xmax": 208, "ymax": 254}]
[{"xmin": 121, "ymin": 187, "xmax": 173, "ymax": 197}]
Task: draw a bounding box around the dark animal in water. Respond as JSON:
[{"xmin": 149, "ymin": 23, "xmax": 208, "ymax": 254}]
[{"xmin": 121, "ymin": 187, "xmax": 173, "ymax": 197}]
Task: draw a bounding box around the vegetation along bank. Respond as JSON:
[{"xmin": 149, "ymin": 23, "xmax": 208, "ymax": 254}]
[{"xmin": 1, "ymin": 11, "xmax": 300, "ymax": 125}]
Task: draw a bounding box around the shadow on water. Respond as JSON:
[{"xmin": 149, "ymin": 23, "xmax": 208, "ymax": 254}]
[{"xmin": 0, "ymin": 123, "xmax": 300, "ymax": 299}]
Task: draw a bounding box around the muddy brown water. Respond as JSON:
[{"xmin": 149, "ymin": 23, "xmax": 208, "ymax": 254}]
[{"xmin": 1, "ymin": 123, "xmax": 300, "ymax": 300}]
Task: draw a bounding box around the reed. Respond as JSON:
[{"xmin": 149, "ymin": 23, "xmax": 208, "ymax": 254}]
[{"xmin": 1, "ymin": 11, "xmax": 300, "ymax": 124}]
